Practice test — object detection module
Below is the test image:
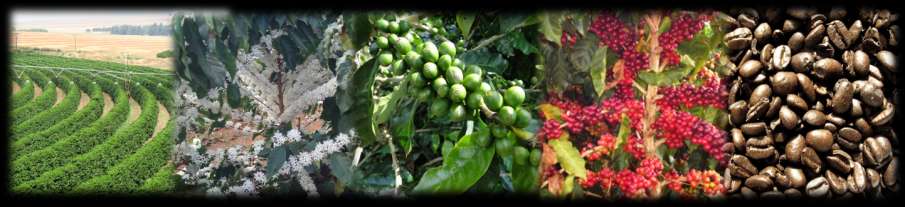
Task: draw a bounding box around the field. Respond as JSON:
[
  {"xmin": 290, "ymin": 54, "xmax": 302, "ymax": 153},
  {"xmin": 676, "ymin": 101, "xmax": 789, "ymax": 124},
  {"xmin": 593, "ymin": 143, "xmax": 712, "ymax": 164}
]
[
  {"xmin": 9, "ymin": 51, "xmax": 176, "ymax": 194},
  {"xmin": 11, "ymin": 32, "xmax": 173, "ymax": 70}
]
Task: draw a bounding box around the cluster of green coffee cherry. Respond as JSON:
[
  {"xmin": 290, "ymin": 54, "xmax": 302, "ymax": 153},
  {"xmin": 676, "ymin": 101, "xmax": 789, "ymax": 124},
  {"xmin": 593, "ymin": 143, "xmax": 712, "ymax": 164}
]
[{"xmin": 373, "ymin": 17, "xmax": 535, "ymax": 156}]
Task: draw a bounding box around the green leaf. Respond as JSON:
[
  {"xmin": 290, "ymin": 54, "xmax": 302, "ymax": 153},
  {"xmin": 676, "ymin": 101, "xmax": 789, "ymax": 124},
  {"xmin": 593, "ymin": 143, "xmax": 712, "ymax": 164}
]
[
  {"xmin": 329, "ymin": 153, "xmax": 354, "ymax": 186},
  {"xmin": 511, "ymin": 156, "xmax": 539, "ymax": 193},
  {"xmin": 343, "ymin": 13, "xmax": 372, "ymax": 49},
  {"xmin": 392, "ymin": 102, "xmax": 417, "ymax": 156},
  {"xmin": 460, "ymin": 48, "xmax": 508, "ymax": 74},
  {"xmin": 373, "ymin": 81, "xmax": 408, "ymax": 125},
  {"xmin": 337, "ymin": 59, "xmax": 379, "ymax": 145},
  {"xmin": 537, "ymin": 12, "xmax": 564, "ymax": 46},
  {"xmin": 413, "ymin": 127, "xmax": 496, "ymax": 194},
  {"xmin": 658, "ymin": 16, "xmax": 672, "ymax": 35},
  {"xmin": 562, "ymin": 175, "xmax": 575, "ymax": 197},
  {"xmin": 498, "ymin": 13, "xmax": 533, "ymax": 33},
  {"xmin": 613, "ymin": 115, "xmax": 632, "ymax": 154},
  {"xmin": 590, "ymin": 46, "xmax": 616, "ymax": 97},
  {"xmin": 548, "ymin": 137, "xmax": 586, "ymax": 179},
  {"xmin": 266, "ymin": 146, "xmax": 288, "ymax": 177},
  {"xmin": 636, "ymin": 60, "xmax": 694, "ymax": 86},
  {"xmin": 456, "ymin": 12, "xmax": 476, "ymax": 40}
]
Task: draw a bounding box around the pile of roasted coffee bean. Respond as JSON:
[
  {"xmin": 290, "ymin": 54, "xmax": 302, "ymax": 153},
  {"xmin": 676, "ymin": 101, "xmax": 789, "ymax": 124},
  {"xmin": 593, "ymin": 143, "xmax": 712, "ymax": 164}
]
[{"xmin": 721, "ymin": 7, "xmax": 898, "ymax": 199}]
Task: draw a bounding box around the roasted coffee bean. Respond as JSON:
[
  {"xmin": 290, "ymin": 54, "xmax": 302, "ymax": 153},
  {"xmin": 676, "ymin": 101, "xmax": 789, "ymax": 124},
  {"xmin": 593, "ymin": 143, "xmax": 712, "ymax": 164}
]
[
  {"xmin": 859, "ymin": 81, "xmax": 885, "ymax": 108},
  {"xmin": 806, "ymin": 129, "xmax": 833, "ymax": 153},
  {"xmin": 761, "ymin": 44, "xmax": 774, "ymax": 67},
  {"xmin": 779, "ymin": 106, "xmax": 799, "ymax": 130},
  {"xmin": 731, "ymin": 155, "xmax": 759, "ymax": 178},
  {"xmin": 850, "ymin": 99, "xmax": 864, "ymax": 117},
  {"xmin": 765, "ymin": 96, "xmax": 783, "ymax": 119},
  {"xmin": 748, "ymin": 98, "xmax": 770, "ymax": 122},
  {"xmin": 848, "ymin": 162, "xmax": 867, "ymax": 193},
  {"xmin": 750, "ymin": 84, "xmax": 773, "ymax": 106},
  {"xmin": 796, "ymin": 73, "xmax": 817, "ymax": 101},
  {"xmin": 746, "ymin": 175, "xmax": 775, "ymax": 192},
  {"xmin": 867, "ymin": 168, "xmax": 882, "ymax": 191},
  {"xmin": 755, "ymin": 22, "xmax": 772, "ymax": 44},
  {"xmin": 870, "ymin": 102, "xmax": 894, "ymax": 126},
  {"xmin": 805, "ymin": 23, "xmax": 826, "ymax": 47},
  {"xmin": 806, "ymin": 177, "xmax": 830, "ymax": 198},
  {"xmin": 852, "ymin": 50, "xmax": 871, "ymax": 77},
  {"xmin": 827, "ymin": 20, "xmax": 852, "ymax": 49},
  {"xmin": 732, "ymin": 128, "xmax": 747, "ymax": 153},
  {"xmin": 826, "ymin": 170, "xmax": 849, "ymax": 194},
  {"xmin": 740, "ymin": 187, "xmax": 758, "ymax": 199},
  {"xmin": 784, "ymin": 188, "xmax": 803, "ymax": 198},
  {"xmin": 747, "ymin": 136, "xmax": 777, "ymax": 160},
  {"xmin": 790, "ymin": 52, "xmax": 816, "ymax": 73},
  {"xmin": 826, "ymin": 150, "xmax": 854, "ymax": 174},
  {"xmin": 883, "ymin": 158, "xmax": 898, "ymax": 188},
  {"xmin": 863, "ymin": 136, "xmax": 892, "ymax": 167},
  {"xmin": 739, "ymin": 60, "xmax": 764, "ymax": 79},
  {"xmin": 838, "ymin": 127, "xmax": 863, "ymax": 143},
  {"xmin": 726, "ymin": 27, "xmax": 754, "ymax": 50},
  {"xmin": 771, "ymin": 45, "xmax": 792, "ymax": 70},
  {"xmin": 814, "ymin": 58, "xmax": 843, "ymax": 80},
  {"xmin": 802, "ymin": 147, "xmax": 823, "ymax": 173},
  {"xmin": 786, "ymin": 135, "xmax": 806, "ymax": 164},
  {"xmin": 853, "ymin": 118, "xmax": 874, "ymax": 137},
  {"xmin": 786, "ymin": 94, "xmax": 809, "ymax": 112},
  {"xmin": 802, "ymin": 110, "xmax": 826, "ymax": 126},
  {"xmin": 785, "ymin": 167, "xmax": 807, "ymax": 188},
  {"xmin": 771, "ymin": 71, "xmax": 797, "ymax": 95},
  {"xmin": 788, "ymin": 32, "xmax": 805, "ymax": 52},
  {"xmin": 730, "ymin": 101, "xmax": 749, "ymax": 126},
  {"xmin": 816, "ymin": 36, "xmax": 835, "ymax": 58},
  {"xmin": 741, "ymin": 122, "xmax": 768, "ymax": 136},
  {"xmin": 831, "ymin": 79, "xmax": 853, "ymax": 114}
]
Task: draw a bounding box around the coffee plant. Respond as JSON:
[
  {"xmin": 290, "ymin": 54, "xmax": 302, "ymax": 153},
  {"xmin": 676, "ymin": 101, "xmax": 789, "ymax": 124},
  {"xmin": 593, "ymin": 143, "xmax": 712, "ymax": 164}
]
[
  {"xmin": 340, "ymin": 12, "xmax": 543, "ymax": 195},
  {"xmin": 534, "ymin": 10, "xmax": 733, "ymax": 199}
]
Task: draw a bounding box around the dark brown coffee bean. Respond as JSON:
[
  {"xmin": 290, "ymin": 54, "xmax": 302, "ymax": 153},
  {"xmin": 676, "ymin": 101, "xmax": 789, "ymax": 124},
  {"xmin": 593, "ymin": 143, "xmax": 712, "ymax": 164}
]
[
  {"xmin": 863, "ymin": 136, "xmax": 892, "ymax": 167},
  {"xmin": 750, "ymin": 84, "xmax": 772, "ymax": 106},
  {"xmin": 739, "ymin": 60, "xmax": 764, "ymax": 79},
  {"xmin": 870, "ymin": 102, "xmax": 894, "ymax": 126},
  {"xmin": 760, "ymin": 166, "xmax": 782, "ymax": 179},
  {"xmin": 786, "ymin": 94, "xmax": 809, "ymax": 112},
  {"xmin": 806, "ymin": 129, "xmax": 834, "ymax": 153},
  {"xmin": 826, "ymin": 150, "xmax": 854, "ymax": 174},
  {"xmin": 779, "ymin": 106, "xmax": 799, "ymax": 130},
  {"xmin": 786, "ymin": 135, "xmax": 806, "ymax": 164},
  {"xmin": 741, "ymin": 187, "xmax": 758, "ymax": 199},
  {"xmin": 852, "ymin": 50, "xmax": 871, "ymax": 77},
  {"xmin": 854, "ymin": 118, "xmax": 874, "ymax": 137},
  {"xmin": 831, "ymin": 79, "xmax": 853, "ymax": 114},
  {"xmin": 850, "ymin": 99, "xmax": 864, "ymax": 117},
  {"xmin": 802, "ymin": 110, "xmax": 826, "ymax": 127},
  {"xmin": 771, "ymin": 71, "xmax": 797, "ymax": 95},
  {"xmin": 796, "ymin": 73, "xmax": 817, "ymax": 101},
  {"xmin": 761, "ymin": 190, "xmax": 785, "ymax": 199},
  {"xmin": 748, "ymin": 97, "xmax": 770, "ymax": 122},
  {"xmin": 747, "ymin": 141, "xmax": 776, "ymax": 160},
  {"xmin": 731, "ymin": 155, "xmax": 759, "ymax": 178},
  {"xmin": 883, "ymin": 158, "xmax": 897, "ymax": 188},
  {"xmin": 814, "ymin": 58, "xmax": 843, "ymax": 80},
  {"xmin": 754, "ymin": 22, "xmax": 772, "ymax": 44},
  {"xmin": 859, "ymin": 81, "xmax": 885, "ymax": 108},
  {"xmin": 761, "ymin": 44, "xmax": 774, "ymax": 68},
  {"xmin": 726, "ymin": 27, "xmax": 754, "ymax": 50},
  {"xmin": 730, "ymin": 101, "xmax": 749, "ymax": 126},
  {"xmin": 784, "ymin": 188, "xmax": 803, "ymax": 198},
  {"xmin": 791, "ymin": 52, "xmax": 817, "ymax": 73},
  {"xmin": 848, "ymin": 162, "xmax": 867, "ymax": 193},
  {"xmin": 771, "ymin": 45, "xmax": 792, "ymax": 70},
  {"xmin": 765, "ymin": 96, "xmax": 783, "ymax": 119},
  {"xmin": 826, "ymin": 170, "xmax": 849, "ymax": 194},
  {"xmin": 836, "ymin": 134, "xmax": 860, "ymax": 151},
  {"xmin": 746, "ymin": 175, "xmax": 774, "ymax": 192},
  {"xmin": 827, "ymin": 20, "xmax": 851, "ymax": 49},
  {"xmin": 802, "ymin": 147, "xmax": 823, "ymax": 173},
  {"xmin": 806, "ymin": 177, "xmax": 830, "ymax": 198},
  {"xmin": 742, "ymin": 122, "xmax": 768, "ymax": 137},
  {"xmin": 785, "ymin": 167, "xmax": 807, "ymax": 188},
  {"xmin": 862, "ymin": 27, "xmax": 884, "ymax": 53},
  {"xmin": 732, "ymin": 128, "xmax": 746, "ymax": 153},
  {"xmin": 805, "ymin": 24, "xmax": 826, "ymax": 47},
  {"xmin": 867, "ymin": 168, "xmax": 882, "ymax": 191},
  {"xmin": 825, "ymin": 113, "xmax": 847, "ymax": 126},
  {"xmin": 816, "ymin": 36, "xmax": 835, "ymax": 58},
  {"xmin": 838, "ymin": 127, "xmax": 862, "ymax": 143},
  {"xmin": 786, "ymin": 32, "xmax": 804, "ymax": 52}
]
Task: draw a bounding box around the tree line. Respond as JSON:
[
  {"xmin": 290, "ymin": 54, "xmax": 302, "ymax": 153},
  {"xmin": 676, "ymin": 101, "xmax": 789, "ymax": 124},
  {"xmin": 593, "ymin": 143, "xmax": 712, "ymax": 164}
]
[{"xmin": 86, "ymin": 23, "xmax": 170, "ymax": 36}]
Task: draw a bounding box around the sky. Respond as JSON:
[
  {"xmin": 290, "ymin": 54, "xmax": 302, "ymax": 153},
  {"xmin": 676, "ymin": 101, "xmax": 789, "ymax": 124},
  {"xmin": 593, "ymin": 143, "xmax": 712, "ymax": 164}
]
[{"xmin": 12, "ymin": 10, "xmax": 177, "ymax": 33}]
